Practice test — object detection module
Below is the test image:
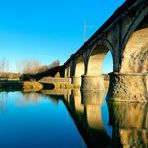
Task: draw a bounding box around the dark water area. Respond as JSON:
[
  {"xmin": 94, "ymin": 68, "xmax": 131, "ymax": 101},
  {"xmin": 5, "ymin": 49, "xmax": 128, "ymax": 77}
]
[{"xmin": 0, "ymin": 90, "xmax": 147, "ymax": 148}]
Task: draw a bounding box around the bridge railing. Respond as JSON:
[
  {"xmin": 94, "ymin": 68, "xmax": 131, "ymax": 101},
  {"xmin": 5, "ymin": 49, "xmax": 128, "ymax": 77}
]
[{"xmin": 39, "ymin": 77, "xmax": 71, "ymax": 83}]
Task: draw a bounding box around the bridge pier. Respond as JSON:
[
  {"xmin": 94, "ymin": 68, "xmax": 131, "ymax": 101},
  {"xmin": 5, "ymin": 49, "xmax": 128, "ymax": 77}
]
[
  {"xmin": 107, "ymin": 72, "xmax": 148, "ymax": 102},
  {"xmin": 81, "ymin": 75, "xmax": 105, "ymax": 91},
  {"xmin": 72, "ymin": 76, "xmax": 81, "ymax": 88}
]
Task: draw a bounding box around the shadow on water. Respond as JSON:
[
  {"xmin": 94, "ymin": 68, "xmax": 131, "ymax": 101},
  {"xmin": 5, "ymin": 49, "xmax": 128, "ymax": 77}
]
[{"xmin": 0, "ymin": 88, "xmax": 147, "ymax": 148}]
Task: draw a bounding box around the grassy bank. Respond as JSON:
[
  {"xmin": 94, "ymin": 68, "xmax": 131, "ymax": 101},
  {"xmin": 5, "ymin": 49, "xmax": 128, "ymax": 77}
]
[
  {"xmin": 23, "ymin": 81, "xmax": 43, "ymax": 92},
  {"xmin": 0, "ymin": 80, "xmax": 43, "ymax": 92}
]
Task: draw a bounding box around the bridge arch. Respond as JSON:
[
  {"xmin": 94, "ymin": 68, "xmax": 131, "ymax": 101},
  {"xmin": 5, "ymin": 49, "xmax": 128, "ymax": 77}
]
[
  {"xmin": 121, "ymin": 4, "xmax": 148, "ymax": 52},
  {"xmin": 120, "ymin": 13, "xmax": 148, "ymax": 73},
  {"xmin": 107, "ymin": 12, "xmax": 148, "ymax": 102},
  {"xmin": 81, "ymin": 39, "xmax": 114, "ymax": 91},
  {"xmin": 87, "ymin": 39, "xmax": 114, "ymax": 75}
]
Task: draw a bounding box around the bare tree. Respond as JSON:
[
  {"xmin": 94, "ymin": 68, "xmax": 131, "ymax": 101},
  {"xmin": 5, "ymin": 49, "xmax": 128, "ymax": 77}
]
[
  {"xmin": 37, "ymin": 60, "xmax": 60, "ymax": 73},
  {"xmin": 0, "ymin": 58, "xmax": 9, "ymax": 72},
  {"xmin": 49, "ymin": 60, "xmax": 60, "ymax": 69},
  {"xmin": 16, "ymin": 59, "xmax": 60, "ymax": 74},
  {"xmin": 16, "ymin": 60, "xmax": 24, "ymax": 74},
  {"xmin": 17, "ymin": 59, "xmax": 41, "ymax": 74}
]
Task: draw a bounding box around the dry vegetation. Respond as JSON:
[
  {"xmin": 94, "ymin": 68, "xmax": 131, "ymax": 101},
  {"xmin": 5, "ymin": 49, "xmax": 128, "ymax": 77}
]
[
  {"xmin": 0, "ymin": 58, "xmax": 9, "ymax": 72},
  {"xmin": 17, "ymin": 60, "xmax": 60, "ymax": 74},
  {"xmin": 0, "ymin": 58, "xmax": 60, "ymax": 81},
  {"xmin": 23, "ymin": 81, "xmax": 43, "ymax": 92},
  {"xmin": 0, "ymin": 72, "xmax": 21, "ymax": 80},
  {"xmin": 0, "ymin": 58, "xmax": 61, "ymax": 91}
]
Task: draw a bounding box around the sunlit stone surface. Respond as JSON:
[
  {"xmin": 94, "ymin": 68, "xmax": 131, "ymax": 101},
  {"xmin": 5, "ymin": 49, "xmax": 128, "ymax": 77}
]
[{"xmin": 107, "ymin": 73, "xmax": 148, "ymax": 102}]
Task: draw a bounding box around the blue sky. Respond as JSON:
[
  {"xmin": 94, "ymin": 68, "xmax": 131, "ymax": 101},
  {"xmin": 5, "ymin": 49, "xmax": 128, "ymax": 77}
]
[{"xmin": 0, "ymin": 0, "xmax": 125, "ymax": 73}]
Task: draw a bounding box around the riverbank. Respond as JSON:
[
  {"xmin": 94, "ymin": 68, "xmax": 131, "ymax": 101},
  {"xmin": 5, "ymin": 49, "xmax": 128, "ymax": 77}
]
[
  {"xmin": 0, "ymin": 80, "xmax": 23, "ymax": 91},
  {"xmin": 0, "ymin": 80, "xmax": 43, "ymax": 92}
]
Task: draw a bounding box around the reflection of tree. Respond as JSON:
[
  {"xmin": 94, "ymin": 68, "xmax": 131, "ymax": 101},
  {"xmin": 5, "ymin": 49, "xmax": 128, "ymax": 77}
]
[
  {"xmin": 0, "ymin": 58, "xmax": 9, "ymax": 72},
  {"xmin": 16, "ymin": 93, "xmax": 43, "ymax": 106},
  {"xmin": 17, "ymin": 92, "xmax": 62, "ymax": 107},
  {"xmin": 0, "ymin": 92, "xmax": 8, "ymax": 113},
  {"xmin": 24, "ymin": 93, "xmax": 42, "ymax": 103},
  {"xmin": 47, "ymin": 96, "xmax": 59, "ymax": 105},
  {"xmin": 107, "ymin": 101, "xmax": 148, "ymax": 147}
]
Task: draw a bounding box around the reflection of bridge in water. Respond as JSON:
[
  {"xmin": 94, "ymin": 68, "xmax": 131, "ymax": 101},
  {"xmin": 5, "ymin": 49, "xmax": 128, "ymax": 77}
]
[
  {"xmin": 107, "ymin": 101, "xmax": 148, "ymax": 147},
  {"xmin": 40, "ymin": 89, "xmax": 147, "ymax": 148},
  {"xmin": 5, "ymin": 0, "xmax": 146, "ymax": 146},
  {"xmin": 61, "ymin": 89, "xmax": 111, "ymax": 147},
  {"xmin": 39, "ymin": 77, "xmax": 72, "ymax": 89},
  {"xmin": 0, "ymin": 89, "xmax": 147, "ymax": 147}
]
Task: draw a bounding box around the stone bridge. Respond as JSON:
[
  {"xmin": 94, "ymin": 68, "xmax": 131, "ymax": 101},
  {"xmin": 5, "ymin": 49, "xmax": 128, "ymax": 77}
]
[
  {"xmin": 39, "ymin": 77, "xmax": 72, "ymax": 89},
  {"xmin": 62, "ymin": 0, "xmax": 148, "ymax": 102}
]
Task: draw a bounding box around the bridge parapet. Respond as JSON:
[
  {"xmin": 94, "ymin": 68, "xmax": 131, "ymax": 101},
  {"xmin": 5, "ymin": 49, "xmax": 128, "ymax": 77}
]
[
  {"xmin": 39, "ymin": 77, "xmax": 71, "ymax": 83},
  {"xmin": 39, "ymin": 77, "xmax": 72, "ymax": 89}
]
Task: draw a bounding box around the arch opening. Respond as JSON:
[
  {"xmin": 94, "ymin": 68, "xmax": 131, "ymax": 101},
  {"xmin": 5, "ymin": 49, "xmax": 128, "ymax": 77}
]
[
  {"xmin": 102, "ymin": 51, "xmax": 113, "ymax": 74},
  {"xmin": 42, "ymin": 83, "xmax": 55, "ymax": 90},
  {"xmin": 55, "ymin": 72, "xmax": 61, "ymax": 78},
  {"xmin": 87, "ymin": 45, "xmax": 113, "ymax": 76}
]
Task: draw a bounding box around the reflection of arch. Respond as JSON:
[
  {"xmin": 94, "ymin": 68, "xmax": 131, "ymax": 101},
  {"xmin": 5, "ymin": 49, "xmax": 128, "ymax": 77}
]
[
  {"xmin": 87, "ymin": 39, "xmax": 114, "ymax": 75},
  {"xmin": 64, "ymin": 90, "xmax": 111, "ymax": 147},
  {"xmin": 72, "ymin": 89, "xmax": 84, "ymax": 113},
  {"xmin": 81, "ymin": 91, "xmax": 105, "ymax": 129},
  {"xmin": 107, "ymin": 101, "xmax": 148, "ymax": 147}
]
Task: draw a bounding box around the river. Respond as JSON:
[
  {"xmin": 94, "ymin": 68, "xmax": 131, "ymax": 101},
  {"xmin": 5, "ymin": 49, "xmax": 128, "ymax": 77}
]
[{"xmin": 0, "ymin": 90, "xmax": 147, "ymax": 148}]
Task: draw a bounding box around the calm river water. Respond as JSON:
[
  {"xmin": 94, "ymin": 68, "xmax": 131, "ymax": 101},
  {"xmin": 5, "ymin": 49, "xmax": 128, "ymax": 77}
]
[{"xmin": 0, "ymin": 90, "xmax": 147, "ymax": 148}]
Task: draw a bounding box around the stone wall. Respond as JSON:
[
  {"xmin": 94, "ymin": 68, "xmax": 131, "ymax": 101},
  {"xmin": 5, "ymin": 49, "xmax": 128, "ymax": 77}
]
[
  {"xmin": 39, "ymin": 77, "xmax": 72, "ymax": 89},
  {"xmin": 107, "ymin": 72, "xmax": 148, "ymax": 102}
]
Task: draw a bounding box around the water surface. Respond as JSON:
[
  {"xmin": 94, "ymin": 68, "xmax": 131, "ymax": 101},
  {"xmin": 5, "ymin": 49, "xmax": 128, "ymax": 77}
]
[
  {"xmin": 0, "ymin": 90, "xmax": 147, "ymax": 148},
  {"xmin": 0, "ymin": 92, "xmax": 86, "ymax": 148}
]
